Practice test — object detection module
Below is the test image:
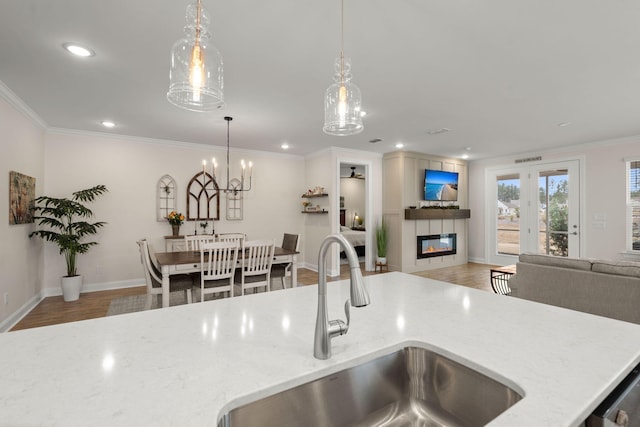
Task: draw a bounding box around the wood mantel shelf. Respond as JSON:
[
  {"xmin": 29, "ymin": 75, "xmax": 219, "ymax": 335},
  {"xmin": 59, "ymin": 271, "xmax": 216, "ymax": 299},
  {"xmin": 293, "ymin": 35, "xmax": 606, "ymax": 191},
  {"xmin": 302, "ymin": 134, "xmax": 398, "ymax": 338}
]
[{"xmin": 404, "ymin": 208, "xmax": 471, "ymax": 220}]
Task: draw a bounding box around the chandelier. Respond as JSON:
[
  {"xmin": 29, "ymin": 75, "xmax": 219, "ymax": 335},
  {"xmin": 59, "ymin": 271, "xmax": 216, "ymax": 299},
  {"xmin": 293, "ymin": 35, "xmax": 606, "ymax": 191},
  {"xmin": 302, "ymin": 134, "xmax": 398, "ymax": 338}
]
[
  {"xmin": 323, "ymin": 0, "xmax": 363, "ymax": 136},
  {"xmin": 167, "ymin": 0, "xmax": 224, "ymax": 112},
  {"xmin": 202, "ymin": 116, "xmax": 252, "ymax": 194}
]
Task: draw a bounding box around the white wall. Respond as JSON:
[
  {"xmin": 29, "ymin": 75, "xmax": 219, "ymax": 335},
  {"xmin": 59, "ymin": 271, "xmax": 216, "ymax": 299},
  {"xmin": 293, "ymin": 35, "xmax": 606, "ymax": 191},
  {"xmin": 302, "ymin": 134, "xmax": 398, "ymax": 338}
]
[
  {"xmin": 41, "ymin": 131, "xmax": 305, "ymax": 293},
  {"xmin": 302, "ymin": 148, "xmax": 383, "ymax": 275},
  {"xmin": 0, "ymin": 96, "xmax": 45, "ymax": 327},
  {"xmin": 468, "ymin": 137, "xmax": 640, "ymax": 263},
  {"xmin": 302, "ymin": 150, "xmax": 334, "ymax": 272}
]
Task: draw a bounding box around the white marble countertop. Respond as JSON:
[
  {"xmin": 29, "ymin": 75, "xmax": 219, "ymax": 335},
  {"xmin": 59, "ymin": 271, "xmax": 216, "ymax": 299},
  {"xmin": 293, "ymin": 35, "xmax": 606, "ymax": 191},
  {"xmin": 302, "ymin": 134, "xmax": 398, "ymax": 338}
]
[{"xmin": 2, "ymin": 272, "xmax": 640, "ymax": 426}]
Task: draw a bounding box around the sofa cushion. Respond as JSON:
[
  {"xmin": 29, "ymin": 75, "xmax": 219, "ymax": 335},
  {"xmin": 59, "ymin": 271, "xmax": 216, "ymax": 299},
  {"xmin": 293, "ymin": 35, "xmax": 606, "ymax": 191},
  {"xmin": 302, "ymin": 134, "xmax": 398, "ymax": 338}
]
[
  {"xmin": 518, "ymin": 253, "xmax": 592, "ymax": 271},
  {"xmin": 591, "ymin": 260, "xmax": 640, "ymax": 278}
]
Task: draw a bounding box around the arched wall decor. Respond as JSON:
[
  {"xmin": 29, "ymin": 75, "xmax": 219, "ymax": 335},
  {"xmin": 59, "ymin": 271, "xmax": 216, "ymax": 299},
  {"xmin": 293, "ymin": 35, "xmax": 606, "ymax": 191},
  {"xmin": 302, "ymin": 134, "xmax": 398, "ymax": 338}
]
[
  {"xmin": 187, "ymin": 172, "xmax": 220, "ymax": 221},
  {"xmin": 226, "ymin": 178, "xmax": 243, "ymax": 220},
  {"xmin": 157, "ymin": 175, "xmax": 177, "ymax": 221}
]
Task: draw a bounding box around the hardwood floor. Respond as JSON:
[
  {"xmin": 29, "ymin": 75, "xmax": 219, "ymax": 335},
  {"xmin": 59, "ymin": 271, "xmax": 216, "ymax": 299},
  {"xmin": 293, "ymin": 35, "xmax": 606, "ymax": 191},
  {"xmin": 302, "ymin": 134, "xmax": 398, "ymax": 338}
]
[{"xmin": 10, "ymin": 262, "xmax": 497, "ymax": 332}]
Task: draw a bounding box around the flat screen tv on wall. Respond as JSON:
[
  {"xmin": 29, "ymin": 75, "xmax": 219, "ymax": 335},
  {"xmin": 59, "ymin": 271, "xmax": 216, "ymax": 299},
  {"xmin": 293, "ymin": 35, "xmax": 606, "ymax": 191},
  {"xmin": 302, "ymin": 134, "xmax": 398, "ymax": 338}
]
[{"xmin": 424, "ymin": 169, "xmax": 459, "ymax": 201}]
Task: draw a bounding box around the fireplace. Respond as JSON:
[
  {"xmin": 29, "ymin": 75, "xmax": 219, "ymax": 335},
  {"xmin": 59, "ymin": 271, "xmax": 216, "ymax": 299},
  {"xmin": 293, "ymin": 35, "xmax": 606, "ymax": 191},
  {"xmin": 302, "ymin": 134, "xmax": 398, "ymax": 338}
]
[{"xmin": 417, "ymin": 233, "xmax": 457, "ymax": 259}]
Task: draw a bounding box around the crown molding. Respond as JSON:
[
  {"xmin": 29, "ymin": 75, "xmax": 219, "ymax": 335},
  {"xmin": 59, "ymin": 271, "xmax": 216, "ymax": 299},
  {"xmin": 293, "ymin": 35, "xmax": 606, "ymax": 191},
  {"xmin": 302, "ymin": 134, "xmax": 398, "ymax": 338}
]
[
  {"xmin": 46, "ymin": 127, "xmax": 303, "ymax": 160},
  {"xmin": 0, "ymin": 79, "xmax": 47, "ymax": 130}
]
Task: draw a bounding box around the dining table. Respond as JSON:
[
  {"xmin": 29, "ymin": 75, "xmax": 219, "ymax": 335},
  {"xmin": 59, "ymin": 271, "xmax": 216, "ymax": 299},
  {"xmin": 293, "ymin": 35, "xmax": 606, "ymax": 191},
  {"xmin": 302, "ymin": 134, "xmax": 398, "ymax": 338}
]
[{"xmin": 155, "ymin": 246, "xmax": 299, "ymax": 308}]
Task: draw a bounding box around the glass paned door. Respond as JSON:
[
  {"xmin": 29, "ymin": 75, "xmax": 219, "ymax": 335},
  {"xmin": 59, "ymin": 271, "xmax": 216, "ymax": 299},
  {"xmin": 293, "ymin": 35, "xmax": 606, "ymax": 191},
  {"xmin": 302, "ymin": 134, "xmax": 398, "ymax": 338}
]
[
  {"xmin": 532, "ymin": 161, "xmax": 580, "ymax": 258},
  {"xmin": 538, "ymin": 169, "xmax": 569, "ymax": 256},
  {"xmin": 488, "ymin": 159, "xmax": 581, "ymax": 264},
  {"xmin": 496, "ymin": 174, "xmax": 521, "ymax": 255}
]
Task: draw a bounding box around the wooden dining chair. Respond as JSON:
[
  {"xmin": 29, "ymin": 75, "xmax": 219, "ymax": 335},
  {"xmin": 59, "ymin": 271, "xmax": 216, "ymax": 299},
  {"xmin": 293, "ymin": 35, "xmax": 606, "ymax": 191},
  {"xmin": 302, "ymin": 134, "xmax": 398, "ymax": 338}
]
[
  {"xmin": 236, "ymin": 239, "xmax": 274, "ymax": 295},
  {"xmin": 196, "ymin": 241, "xmax": 239, "ymax": 302},
  {"xmin": 271, "ymin": 233, "xmax": 299, "ymax": 290},
  {"xmin": 136, "ymin": 239, "xmax": 193, "ymax": 309},
  {"xmin": 184, "ymin": 234, "xmax": 215, "ymax": 251}
]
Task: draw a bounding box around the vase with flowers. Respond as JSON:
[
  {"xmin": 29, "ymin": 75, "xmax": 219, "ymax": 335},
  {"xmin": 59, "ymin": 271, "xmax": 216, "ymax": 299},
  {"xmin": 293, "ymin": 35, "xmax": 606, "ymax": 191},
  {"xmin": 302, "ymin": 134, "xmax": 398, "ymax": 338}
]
[{"xmin": 167, "ymin": 211, "xmax": 185, "ymax": 236}]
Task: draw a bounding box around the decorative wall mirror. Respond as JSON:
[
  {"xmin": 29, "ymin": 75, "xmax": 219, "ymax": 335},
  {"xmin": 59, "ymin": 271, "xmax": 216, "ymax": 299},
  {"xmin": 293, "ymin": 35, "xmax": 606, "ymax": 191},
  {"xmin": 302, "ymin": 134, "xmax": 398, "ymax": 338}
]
[
  {"xmin": 186, "ymin": 171, "xmax": 220, "ymax": 221},
  {"xmin": 226, "ymin": 178, "xmax": 243, "ymax": 220},
  {"xmin": 156, "ymin": 175, "xmax": 177, "ymax": 221}
]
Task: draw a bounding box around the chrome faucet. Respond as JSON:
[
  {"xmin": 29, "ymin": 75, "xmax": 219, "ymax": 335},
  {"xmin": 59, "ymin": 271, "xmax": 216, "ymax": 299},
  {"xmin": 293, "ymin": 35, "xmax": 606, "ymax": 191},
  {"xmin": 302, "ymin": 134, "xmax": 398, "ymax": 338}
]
[{"xmin": 314, "ymin": 234, "xmax": 370, "ymax": 360}]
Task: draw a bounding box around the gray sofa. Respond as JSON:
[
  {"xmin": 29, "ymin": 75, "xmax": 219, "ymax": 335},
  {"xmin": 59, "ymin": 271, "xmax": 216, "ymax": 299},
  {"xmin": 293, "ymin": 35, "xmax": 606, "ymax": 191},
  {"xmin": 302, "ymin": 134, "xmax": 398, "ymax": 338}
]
[{"xmin": 509, "ymin": 253, "xmax": 640, "ymax": 324}]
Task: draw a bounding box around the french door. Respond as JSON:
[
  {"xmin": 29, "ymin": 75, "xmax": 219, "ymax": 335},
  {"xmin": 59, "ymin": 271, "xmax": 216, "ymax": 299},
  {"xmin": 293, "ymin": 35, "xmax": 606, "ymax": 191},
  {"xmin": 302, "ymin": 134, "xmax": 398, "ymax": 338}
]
[{"xmin": 487, "ymin": 159, "xmax": 581, "ymax": 265}]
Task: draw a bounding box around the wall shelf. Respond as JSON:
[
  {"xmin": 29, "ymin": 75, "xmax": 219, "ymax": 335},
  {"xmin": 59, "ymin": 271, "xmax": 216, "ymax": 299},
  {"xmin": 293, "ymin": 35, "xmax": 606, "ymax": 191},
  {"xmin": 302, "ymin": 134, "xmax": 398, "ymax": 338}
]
[
  {"xmin": 301, "ymin": 210, "xmax": 328, "ymax": 214},
  {"xmin": 404, "ymin": 208, "xmax": 470, "ymax": 220},
  {"xmin": 301, "ymin": 193, "xmax": 328, "ymax": 198}
]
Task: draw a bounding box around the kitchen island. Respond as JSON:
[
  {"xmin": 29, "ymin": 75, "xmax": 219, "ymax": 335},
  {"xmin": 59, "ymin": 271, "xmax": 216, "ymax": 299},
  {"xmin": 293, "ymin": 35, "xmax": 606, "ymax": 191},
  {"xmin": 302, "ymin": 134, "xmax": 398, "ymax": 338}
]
[{"xmin": 1, "ymin": 272, "xmax": 640, "ymax": 426}]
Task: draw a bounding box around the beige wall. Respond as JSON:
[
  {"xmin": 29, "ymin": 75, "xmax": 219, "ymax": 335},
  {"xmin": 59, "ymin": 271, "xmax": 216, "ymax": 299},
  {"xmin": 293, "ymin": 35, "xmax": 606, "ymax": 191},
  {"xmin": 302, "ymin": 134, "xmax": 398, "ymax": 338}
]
[
  {"xmin": 468, "ymin": 137, "xmax": 640, "ymax": 263},
  {"xmin": 0, "ymin": 97, "xmax": 45, "ymax": 327},
  {"xmin": 40, "ymin": 131, "xmax": 306, "ymax": 293},
  {"xmin": 0, "ymin": 88, "xmax": 386, "ymax": 327}
]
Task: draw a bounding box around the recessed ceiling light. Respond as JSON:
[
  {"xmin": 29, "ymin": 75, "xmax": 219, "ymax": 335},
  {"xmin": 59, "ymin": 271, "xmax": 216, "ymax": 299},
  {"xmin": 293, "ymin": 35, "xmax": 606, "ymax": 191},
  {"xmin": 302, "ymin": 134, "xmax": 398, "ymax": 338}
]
[
  {"xmin": 63, "ymin": 43, "xmax": 95, "ymax": 57},
  {"xmin": 395, "ymin": 142, "xmax": 404, "ymax": 149},
  {"xmin": 101, "ymin": 120, "xmax": 116, "ymax": 128},
  {"xmin": 280, "ymin": 143, "xmax": 289, "ymax": 150},
  {"xmin": 558, "ymin": 122, "xmax": 572, "ymax": 127},
  {"xmin": 360, "ymin": 111, "xmax": 367, "ymax": 117},
  {"xmin": 462, "ymin": 154, "xmax": 469, "ymax": 159}
]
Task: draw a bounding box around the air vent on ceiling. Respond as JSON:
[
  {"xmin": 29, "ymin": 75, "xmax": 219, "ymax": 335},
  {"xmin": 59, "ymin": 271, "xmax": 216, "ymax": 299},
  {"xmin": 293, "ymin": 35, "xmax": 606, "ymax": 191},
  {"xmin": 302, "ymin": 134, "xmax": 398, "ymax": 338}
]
[
  {"xmin": 426, "ymin": 128, "xmax": 450, "ymax": 135},
  {"xmin": 515, "ymin": 156, "xmax": 542, "ymax": 164}
]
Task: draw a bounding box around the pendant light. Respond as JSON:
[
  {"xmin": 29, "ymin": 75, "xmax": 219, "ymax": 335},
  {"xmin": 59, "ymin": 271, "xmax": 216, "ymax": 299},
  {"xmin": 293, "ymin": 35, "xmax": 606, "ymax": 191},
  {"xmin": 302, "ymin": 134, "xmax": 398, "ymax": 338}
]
[
  {"xmin": 202, "ymin": 116, "xmax": 253, "ymax": 193},
  {"xmin": 167, "ymin": 0, "xmax": 224, "ymax": 111},
  {"xmin": 323, "ymin": 0, "xmax": 363, "ymax": 136}
]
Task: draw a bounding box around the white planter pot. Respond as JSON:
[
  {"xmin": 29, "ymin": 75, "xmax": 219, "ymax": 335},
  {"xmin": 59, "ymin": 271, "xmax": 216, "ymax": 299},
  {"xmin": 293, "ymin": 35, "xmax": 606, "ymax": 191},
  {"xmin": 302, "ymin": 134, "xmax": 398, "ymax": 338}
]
[
  {"xmin": 376, "ymin": 257, "xmax": 387, "ymax": 265},
  {"xmin": 61, "ymin": 275, "xmax": 83, "ymax": 302}
]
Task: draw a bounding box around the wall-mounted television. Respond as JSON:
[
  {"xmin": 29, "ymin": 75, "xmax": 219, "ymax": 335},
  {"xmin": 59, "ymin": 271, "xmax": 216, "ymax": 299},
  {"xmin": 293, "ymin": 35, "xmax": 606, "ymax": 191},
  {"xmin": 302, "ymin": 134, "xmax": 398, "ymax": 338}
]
[{"xmin": 424, "ymin": 169, "xmax": 459, "ymax": 201}]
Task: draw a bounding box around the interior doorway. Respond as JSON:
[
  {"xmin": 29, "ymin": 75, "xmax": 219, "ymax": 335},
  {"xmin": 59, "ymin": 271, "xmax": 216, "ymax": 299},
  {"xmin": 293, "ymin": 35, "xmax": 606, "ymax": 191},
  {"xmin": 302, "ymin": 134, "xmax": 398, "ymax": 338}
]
[{"xmin": 339, "ymin": 163, "xmax": 369, "ymax": 266}]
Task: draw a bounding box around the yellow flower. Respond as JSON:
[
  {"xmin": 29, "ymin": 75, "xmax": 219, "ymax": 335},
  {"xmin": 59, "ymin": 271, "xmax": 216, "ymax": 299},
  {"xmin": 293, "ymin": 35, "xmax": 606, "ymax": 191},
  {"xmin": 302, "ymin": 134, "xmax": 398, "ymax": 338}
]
[{"xmin": 167, "ymin": 211, "xmax": 184, "ymax": 225}]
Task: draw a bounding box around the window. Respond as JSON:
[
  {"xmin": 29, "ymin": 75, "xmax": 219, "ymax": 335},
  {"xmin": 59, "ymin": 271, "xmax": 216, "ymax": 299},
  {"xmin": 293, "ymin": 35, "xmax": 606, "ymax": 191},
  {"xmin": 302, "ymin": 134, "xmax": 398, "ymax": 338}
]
[
  {"xmin": 627, "ymin": 160, "xmax": 640, "ymax": 252},
  {"xmin": 157, "ymin": 175, "xmax": 176, "ymax": 221}
]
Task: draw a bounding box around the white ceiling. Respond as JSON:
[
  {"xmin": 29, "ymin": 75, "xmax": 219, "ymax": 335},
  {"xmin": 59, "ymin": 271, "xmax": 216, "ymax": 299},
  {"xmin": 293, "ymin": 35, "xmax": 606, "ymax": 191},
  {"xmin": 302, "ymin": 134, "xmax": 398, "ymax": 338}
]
[{"xmin": 2, "ymin": 0, "xmax": 640, "ymax": 160}]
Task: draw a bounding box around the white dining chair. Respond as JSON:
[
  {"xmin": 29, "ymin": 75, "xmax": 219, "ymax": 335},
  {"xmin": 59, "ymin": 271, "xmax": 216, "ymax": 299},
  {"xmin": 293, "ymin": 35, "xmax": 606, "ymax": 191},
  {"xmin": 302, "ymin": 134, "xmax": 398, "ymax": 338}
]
[
  {"xmin": 196, "ymin": 241, "xmax": 239, "ymax": 302},
  {"xmin": 216, "ymin": 233, "xmax": 246, "ymax": 246},
  {"xmin": 136, "ymin": 239, "xmax": 193, "ymax": 309},
  {"xmin": 271, "ymin": 233, "xmax": 300, "ymax": 290},
  {"xmin": 184, "ymin": 234, "xmax": 215, "ymax": 251},
  {"xmin": 236, "ymin": 239, "xmax": 274, "ymax": 295}
]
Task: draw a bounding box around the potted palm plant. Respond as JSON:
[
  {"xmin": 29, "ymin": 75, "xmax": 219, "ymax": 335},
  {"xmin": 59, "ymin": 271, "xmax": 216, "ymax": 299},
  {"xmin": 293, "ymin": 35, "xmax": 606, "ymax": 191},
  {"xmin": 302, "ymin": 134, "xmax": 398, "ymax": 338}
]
[
  {"xmin": 376, "ymin": 219, "xmax": 388, "ymax": 265},
  {"xmin": 29, "ymin": 185, "xmax": 108, "ymax": 301}
]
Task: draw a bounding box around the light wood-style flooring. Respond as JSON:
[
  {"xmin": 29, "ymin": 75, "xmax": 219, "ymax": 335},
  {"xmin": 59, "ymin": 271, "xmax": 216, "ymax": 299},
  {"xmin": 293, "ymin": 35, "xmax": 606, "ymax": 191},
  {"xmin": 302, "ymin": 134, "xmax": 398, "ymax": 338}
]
[{"xmin": 10, "ymin": 263, "xmax": 497, "ymax": 332}]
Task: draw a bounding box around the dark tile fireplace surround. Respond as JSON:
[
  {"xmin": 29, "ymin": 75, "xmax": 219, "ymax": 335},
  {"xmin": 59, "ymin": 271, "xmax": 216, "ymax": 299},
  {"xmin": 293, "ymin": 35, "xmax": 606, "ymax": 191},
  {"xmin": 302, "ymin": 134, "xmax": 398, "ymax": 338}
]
[{"xmin": 417, "ymin": 233, "xmax": 457, "ymax": 259}]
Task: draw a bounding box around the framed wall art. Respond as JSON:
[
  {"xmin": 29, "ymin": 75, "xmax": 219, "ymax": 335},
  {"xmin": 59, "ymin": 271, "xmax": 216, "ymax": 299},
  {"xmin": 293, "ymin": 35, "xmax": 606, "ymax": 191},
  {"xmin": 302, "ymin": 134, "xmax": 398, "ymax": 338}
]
[{"xmin": 9, "ymin": 170, "xmax": 35, "ymax": 225}]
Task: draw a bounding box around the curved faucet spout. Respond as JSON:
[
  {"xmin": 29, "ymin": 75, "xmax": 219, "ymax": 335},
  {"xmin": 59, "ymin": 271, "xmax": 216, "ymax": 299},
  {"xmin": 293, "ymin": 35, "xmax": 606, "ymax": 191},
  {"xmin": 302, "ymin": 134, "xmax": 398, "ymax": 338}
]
[{"xmin": 314, "ymin": 234, "xmax": 371, "ymax": 360}]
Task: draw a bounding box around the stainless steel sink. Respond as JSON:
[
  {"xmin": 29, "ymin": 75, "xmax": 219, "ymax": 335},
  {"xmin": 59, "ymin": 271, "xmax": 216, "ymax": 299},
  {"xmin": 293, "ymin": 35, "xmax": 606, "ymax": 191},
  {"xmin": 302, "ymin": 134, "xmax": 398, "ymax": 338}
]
[{"xmin": 217, "ymin": 346, "xmax": 523, "ymax": 427}]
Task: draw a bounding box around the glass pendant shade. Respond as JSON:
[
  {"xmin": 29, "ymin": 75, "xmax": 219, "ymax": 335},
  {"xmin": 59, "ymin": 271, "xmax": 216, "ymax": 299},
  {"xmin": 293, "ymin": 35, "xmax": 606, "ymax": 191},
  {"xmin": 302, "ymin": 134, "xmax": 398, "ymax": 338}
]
[
  {"xmin": 323, "ymin": 57, "xmax": 363, "ymax": 136},
  {"xmin": 167, "ymin": 2, "xmax": 224, "ymax": 112}
]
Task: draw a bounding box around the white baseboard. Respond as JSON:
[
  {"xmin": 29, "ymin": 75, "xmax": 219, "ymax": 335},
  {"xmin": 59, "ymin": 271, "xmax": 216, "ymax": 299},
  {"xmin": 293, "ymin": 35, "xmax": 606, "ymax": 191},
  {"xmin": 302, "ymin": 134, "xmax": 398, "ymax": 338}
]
[
  {"xmin": 1, "ymin": 279, "xmax": 145, "ymax": 332},
  {"xmin": 0, "ymin": 294, "xmax": 43, "ymax": 333},
  {"xmin": 41, "ymin": 278, "xmax": 146, "ymax": 297},
  {"xmin": 300, "ymin": 261, "xmax": 317, "ymax": 272},
  {"xmin": 468, "ymin": 256, "xmax": 487, "ymax": 264}
]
